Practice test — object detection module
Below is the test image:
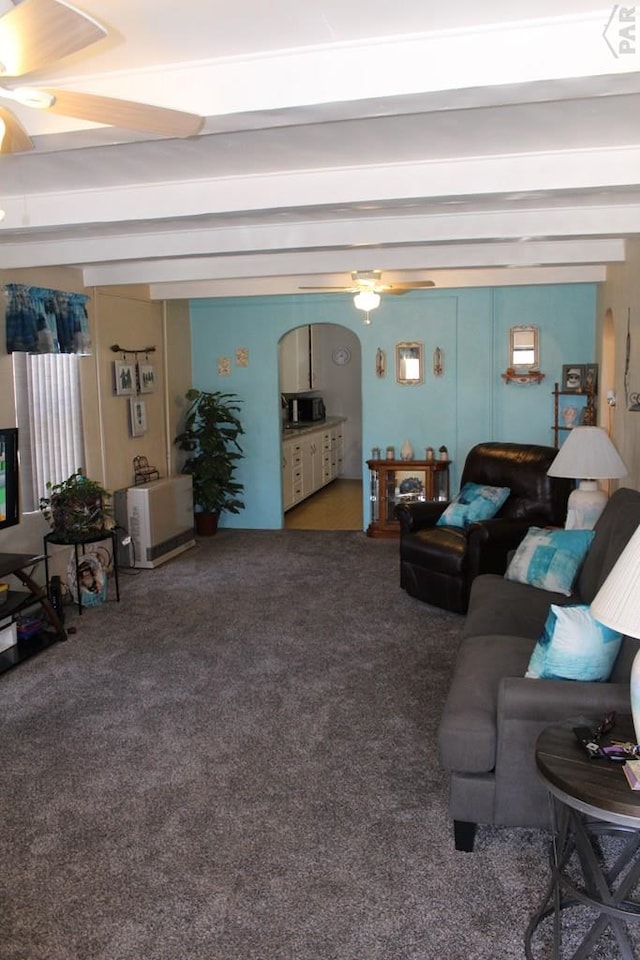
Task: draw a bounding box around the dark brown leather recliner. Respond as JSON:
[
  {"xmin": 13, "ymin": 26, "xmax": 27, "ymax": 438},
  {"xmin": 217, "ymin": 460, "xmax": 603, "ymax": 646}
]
[{"xmin": 395, "ymin": 442, "xmax": 573, "ymax": 614}]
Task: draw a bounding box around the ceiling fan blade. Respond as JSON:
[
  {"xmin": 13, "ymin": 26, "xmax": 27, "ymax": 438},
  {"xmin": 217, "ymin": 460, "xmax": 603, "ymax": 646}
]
[
  {"xmin": 382, "ymin": 281, "xmax": 436, "ymax": 293},
  {"xmin": 0, "ymin": 105, "xmax": 33, "ymax": 152},
  {"xmin": 42, "ymin": 88, "xmax": 204, "ymax": 137},
  {"xmin": 298, "ymin": 285, "xmax": 355, "ymax": 292},
  {"xmin": 0, "ymin": 0, "xmax": 107, "ymax": 78}
]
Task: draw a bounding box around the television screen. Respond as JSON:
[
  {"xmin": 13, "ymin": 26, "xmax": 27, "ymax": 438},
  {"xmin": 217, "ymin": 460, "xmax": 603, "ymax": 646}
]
[{"xmin": 0, "ymin": 428, "xmax": 19, "ymax": 530}]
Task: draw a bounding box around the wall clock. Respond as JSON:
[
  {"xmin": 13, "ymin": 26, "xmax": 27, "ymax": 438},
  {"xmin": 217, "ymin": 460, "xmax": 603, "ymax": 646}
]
[{"xmin": 332, "ymin": 346, "xmax": 351, "ymax": 365}]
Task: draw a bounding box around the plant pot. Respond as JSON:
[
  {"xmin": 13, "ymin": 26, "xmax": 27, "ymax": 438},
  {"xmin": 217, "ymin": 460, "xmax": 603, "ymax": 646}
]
[{"xmin": 195, "ymin": 511, "xmax": 219, "ymax": 536}]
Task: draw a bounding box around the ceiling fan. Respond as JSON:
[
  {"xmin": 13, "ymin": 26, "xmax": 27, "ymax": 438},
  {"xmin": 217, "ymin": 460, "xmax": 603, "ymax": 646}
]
[
  {"xmin": 299, "ymin": 270, "xmax": 436, "ymax": 297},
  {"xmin": 0, "ymin": 0, "xmax": 204, "ymax": 154}
]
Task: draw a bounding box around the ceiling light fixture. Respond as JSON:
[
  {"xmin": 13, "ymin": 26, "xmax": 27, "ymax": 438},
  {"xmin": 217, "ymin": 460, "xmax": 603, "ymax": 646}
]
[
  {"xmin": 353, "ymin": 290, "xmax": 380, "ymax": 312},
  {"xmin": 353, "ymin": 290, "xmax": 381, "ymax": 325},
  {"xmin": 7, "ymin": 86, "xmax": 55, "ymax": 109}
]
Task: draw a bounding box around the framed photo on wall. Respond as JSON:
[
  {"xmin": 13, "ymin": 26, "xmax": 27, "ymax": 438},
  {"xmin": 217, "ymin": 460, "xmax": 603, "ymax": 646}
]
[
  {"xmin": 562, "ymin": 364, "xmax": 584, "ymax": 393},
  {"xmin": 114, "ymin": 360, "xmax": 136, "ymax": 396},
  {"xmin": 129, "ymin": 397, "xmax": 148, "ymax": 437},
  {"xmin": 137, "ymin": 361, "xmax": 157, "ymax": 394}
]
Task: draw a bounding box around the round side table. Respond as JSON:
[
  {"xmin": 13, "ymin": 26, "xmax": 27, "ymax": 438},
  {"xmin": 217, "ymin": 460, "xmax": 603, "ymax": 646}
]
[
  {"xmin": 526, "ymin": 716, "xmax": 640, "ymax": 960},
  {"xmin": 43, "ymin": 530, "xmax": 120, "ymax": 616}
]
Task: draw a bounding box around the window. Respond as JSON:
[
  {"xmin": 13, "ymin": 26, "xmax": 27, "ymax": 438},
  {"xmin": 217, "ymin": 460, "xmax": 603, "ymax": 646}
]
[{"xmin": 12, "ymin": 353, "xmax": 86, "ymax": 512}]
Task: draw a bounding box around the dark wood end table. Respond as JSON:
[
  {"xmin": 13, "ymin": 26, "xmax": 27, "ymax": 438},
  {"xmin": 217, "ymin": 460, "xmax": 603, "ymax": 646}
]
[{"xmin": 526, "ymin": 716, "xmax": 640, "ymax": 959}]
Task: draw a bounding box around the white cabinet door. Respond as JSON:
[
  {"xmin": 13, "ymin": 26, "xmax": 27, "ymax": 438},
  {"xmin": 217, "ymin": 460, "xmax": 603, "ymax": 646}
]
[
  {"xmin": 282, "ymin": 439, "xmax": 303, "ymax": 510},
  {"xmin": 309, "ymin": 324, "xmax": 323, "ymax": 389},
  {"xmin": 279, "ymin": 326, "xmax": 311, "ymax": 393}
]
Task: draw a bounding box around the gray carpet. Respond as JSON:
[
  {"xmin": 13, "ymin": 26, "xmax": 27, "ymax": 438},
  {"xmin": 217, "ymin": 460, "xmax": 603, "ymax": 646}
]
[{"xmin": 0, "ymin": 531, "xmax": 576, "ymax": 959}]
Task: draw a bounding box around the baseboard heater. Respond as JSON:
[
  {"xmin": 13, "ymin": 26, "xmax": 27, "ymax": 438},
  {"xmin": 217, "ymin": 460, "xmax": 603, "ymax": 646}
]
[{"xmin": 114, "ymin": 475, "xmax": 196, "ymax": 569}]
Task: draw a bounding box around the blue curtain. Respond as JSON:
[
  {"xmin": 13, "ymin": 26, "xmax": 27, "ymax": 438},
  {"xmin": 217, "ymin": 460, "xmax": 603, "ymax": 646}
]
[{"xmin": 5, "ymin": 284, "xmax": 91, "ymax": 355}]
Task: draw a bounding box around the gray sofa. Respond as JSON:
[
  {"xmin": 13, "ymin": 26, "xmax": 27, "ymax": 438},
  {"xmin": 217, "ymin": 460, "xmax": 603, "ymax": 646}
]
[{"xmin": 438, "ymin": 486, "xmax": 640, "ymax": 851}]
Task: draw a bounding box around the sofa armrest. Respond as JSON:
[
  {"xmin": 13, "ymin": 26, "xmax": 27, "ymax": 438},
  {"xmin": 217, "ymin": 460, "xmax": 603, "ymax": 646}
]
[
  {"xmin": 491, "ymin": 676, "xmax": 632, "ymax": 825},
  {"xmin": 395, "ymin": 500, "xmax": 448, "ymax": 533},
  {"xmin": 465, "ymin": 517, "xmax": 534, "ymax": 577},
  {"xmin": 498, "ymin": 676, "xmax": 631, "ymax": 725}
]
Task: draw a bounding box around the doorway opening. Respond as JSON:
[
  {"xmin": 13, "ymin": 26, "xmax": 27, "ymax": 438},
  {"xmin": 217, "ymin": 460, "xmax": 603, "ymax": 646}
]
[{"xmin": 279, "ymin": 322, "xmax": 363, "ymax": 531}]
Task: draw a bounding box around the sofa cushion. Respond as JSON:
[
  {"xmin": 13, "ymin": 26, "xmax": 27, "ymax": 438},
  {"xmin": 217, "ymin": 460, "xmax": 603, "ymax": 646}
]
[
  {"xmin": 464, "ymin": 573, "xmax": 575, "ymax": 640},
  {"xmin": 436, "ymin": 482, "xmax": 510, "ymax": 528},
  {"xmin": 505, "ymin": 527, "xmax": 594, "ymax": 596},
  {"xmin": 439, "ymin": 633, "xmax": 535, "ymax": 773},
  {"xmin": 526, "ymin": 604, "xmax": 623, "ymax": 681},
  {"xmin": 576, "ymin": 488, "xmax": 640, "ymax": 603}
]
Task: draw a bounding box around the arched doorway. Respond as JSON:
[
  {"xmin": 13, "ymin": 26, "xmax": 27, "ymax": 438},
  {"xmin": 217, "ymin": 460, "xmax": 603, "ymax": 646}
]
[{"xmin": 279, "ymin": 322, "xmax": 363, "ymax": 530}]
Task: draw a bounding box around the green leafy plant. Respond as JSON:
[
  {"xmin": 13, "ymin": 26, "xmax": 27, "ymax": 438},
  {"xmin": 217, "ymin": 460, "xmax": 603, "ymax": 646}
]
[
  {"xmin": 40, "ymin": 470, "xmax": 112, "ymax": 541},
  {"xmin": 175, "ymin": 389, "xmax": 245, "ymax": 516}
]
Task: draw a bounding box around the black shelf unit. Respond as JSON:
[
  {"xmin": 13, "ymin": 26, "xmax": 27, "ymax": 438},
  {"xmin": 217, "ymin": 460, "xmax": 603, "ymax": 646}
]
[
  {"xmin": 551, "ymin": 381, "xmax": 597, "ymax": 447},
  {"xmin": 0, "ymin": 553, "xmax": 66, "ymax": 675}
]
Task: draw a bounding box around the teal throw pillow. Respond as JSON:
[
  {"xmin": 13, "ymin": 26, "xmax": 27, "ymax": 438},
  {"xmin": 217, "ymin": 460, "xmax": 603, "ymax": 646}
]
[
  {"xmin": 526, "ymin": 604, "xmax": 623, "ymax": 681},
  {"xmin": 505, "ymin": 527, "xmax": 594, "ymax": 596},
  {"xmin": 436, "ymin": 482, "xmax": 510, "ymax": 528}
]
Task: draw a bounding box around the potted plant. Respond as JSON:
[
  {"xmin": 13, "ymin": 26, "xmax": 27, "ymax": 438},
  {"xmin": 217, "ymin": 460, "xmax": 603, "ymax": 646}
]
[
  {"xmin": 40, "ymin": 470, "xmax": 112, "ymax": 541},
  {"xmin": 175, "ymin": 389, "xmax": 245, "ymax": 535}
]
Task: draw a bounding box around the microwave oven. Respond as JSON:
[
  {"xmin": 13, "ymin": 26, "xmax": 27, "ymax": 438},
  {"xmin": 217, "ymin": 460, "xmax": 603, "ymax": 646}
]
[{"xmin": 290, "ymin": 396, "xmax": 326, "ymax": 422}]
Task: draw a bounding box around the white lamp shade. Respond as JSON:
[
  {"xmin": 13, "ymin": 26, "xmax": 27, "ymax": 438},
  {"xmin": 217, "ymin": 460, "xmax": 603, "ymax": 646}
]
[
  {"xmin": 547, "ymin": 426, "xmax": 628, "ymax": 480},
  {"xmin": 353, "ymin": 291, "xmax": 380, "ymax": 313},
  {"xmin": 591, "ymin": 524, "xmax": 640, "ymax": 638}
]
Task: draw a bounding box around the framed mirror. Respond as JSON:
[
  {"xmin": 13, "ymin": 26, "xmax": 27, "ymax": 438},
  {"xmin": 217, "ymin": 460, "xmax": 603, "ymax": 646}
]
[
  {"xmin": 510, "ymin": 325, "xmax": 539, "ymax": 370},
  {"xmin": 502, "ymin": 324, "xmax": 544, "ymax": 384},
  {"xmin": 395, "ymin": 342, "xmax": 424, "ymax": 385}
]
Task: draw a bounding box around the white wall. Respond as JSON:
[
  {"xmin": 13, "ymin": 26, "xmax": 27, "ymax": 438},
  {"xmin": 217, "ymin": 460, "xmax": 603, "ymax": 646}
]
[{"xmin": 597, "ymin": 239, "xmax": 640, "ymax": 491}]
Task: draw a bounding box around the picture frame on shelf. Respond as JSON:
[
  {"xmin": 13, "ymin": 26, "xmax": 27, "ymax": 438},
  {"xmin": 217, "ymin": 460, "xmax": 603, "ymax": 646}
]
[
  {"xmin": 129, "ymin": 397, "xmax": 147, "ymax": 437},
  {"xmin": 113, "ymin": 360, "xmax": 136, "ymax": 396},
  {"xmin": 562, "ymin": 364, "xmax": 584, "ymax": 393},
  {"xmin": 137, "ymin": 361, "xmax": 157, "ymax": 394},
  {"xmin": 584, "ymin": 363, "xmax": 598, "ymax": 395}
]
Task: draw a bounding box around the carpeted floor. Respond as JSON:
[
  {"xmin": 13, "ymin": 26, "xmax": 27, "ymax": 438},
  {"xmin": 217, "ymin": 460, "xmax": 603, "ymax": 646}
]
[{"xmin": 0, "ymin": 530, "xmax": 612, "ymax": 960}]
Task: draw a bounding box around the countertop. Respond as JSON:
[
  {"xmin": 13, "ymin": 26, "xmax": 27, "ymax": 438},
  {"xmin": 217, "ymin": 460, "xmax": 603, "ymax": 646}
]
[{"xmin": 281, "ymin": 416, "xmax": 346, "ymax": 440}]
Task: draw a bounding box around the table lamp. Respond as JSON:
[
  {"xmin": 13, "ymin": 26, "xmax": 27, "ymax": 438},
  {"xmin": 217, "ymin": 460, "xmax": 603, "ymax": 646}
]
[
  {"xmin": 591, "ymin": 524, "xmax": 640, "ymax": 743},
  {"xmin": 547, "ymin": 426, "xmax": 627, "ymax": 529}
]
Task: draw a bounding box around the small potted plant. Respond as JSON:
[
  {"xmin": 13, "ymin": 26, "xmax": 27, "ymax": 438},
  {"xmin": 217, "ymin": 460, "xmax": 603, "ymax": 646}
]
[
  {"xmin": 40, "ymin": 470, "xmax": 112, "ymax": 542},
  {"xmin": 175, "ymin": 389, "xmax": 245, "ymax": 535}
]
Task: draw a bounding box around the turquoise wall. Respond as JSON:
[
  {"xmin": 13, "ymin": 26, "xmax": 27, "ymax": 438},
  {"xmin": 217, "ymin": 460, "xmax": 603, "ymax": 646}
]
[{"xmin": 189, "ymin": 284, "xmax": 596, "ymax": 530}]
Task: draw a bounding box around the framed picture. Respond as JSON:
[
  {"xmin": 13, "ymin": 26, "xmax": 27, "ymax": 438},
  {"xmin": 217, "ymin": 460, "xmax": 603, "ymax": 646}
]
[
  {"xmin": 114, "ymin": 360, "xmax": 136, "ymax": 396},
  {"xmin": 137, "ymin": 361, "xmax": 157, "ymax": 394},
  {"xmin": 584, "ymin": 363, "xmax": 598, "ymax": 395},
  {"xmin": 129, "ymin": 397, "xmax": 147, "ymax": 437},
  {"xmin": 562, "ymin": 364, "xmax": 584, "ymax": 393}
]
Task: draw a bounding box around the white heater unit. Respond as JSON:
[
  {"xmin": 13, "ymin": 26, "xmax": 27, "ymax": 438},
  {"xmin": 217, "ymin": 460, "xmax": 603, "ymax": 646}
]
[{"xmin": 115, "ymin": 476, "xmax": 195, "ymax": 569}]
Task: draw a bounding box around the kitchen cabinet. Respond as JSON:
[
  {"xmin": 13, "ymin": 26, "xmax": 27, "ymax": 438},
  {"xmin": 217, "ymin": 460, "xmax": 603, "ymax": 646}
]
[
  {"xmin": 282, "ymin": 418, "xmax": 345, "ymax": 511},
  {"xmin": 282, "ymin": 437, "xmax": 304, "ymax": 511},
  {"xmin": 279, "ymin": 325, "xmax": 323, "ymax": 393}
]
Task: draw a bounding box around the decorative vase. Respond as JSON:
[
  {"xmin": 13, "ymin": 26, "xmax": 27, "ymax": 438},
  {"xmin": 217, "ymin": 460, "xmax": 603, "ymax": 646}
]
[{"xmin": 401, "ymin": 439, "xmax": 414, "ymax": 461}]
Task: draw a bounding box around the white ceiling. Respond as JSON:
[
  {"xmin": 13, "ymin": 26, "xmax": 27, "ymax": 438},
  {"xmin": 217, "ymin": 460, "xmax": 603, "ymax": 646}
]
[{"xmin": 1, "ymin": 0, "xmax": 640, "ymax": 299}]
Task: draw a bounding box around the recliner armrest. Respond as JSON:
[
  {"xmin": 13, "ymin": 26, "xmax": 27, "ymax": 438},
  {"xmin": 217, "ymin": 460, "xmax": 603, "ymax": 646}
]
[{"xmin": 395, "ymin": 500, "xmax": 448, "ymax": 533}]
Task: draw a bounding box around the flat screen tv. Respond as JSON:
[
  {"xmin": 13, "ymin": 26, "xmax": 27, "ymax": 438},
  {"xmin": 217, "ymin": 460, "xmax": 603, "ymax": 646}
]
[{"xmin": 0, "ymin": 428, "xmax": 19, "ymax": 530}]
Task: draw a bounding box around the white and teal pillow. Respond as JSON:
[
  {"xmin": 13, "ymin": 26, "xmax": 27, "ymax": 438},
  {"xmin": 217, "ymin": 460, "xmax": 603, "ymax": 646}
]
[
  {"xmin": 505, "ymin": 527, "xmax": 594, "ymax": 596},
  {"xmin": 526, "ymin": 604, "xmax": 623, "ymax": 681},
  {"xmin": 436, "ymin": 482, "xmax": 510, "ymax": 528}
]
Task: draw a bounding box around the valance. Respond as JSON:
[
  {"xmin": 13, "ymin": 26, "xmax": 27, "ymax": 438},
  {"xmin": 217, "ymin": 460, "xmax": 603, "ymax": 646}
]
[{"xmin": 5, "ymin": 284, "xmax": 92, "ymax": 355}]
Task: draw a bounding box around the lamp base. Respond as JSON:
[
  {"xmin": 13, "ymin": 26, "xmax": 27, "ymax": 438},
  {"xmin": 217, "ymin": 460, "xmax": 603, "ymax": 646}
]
[{"xmin": 565, "ymin": 480, "xmax": 607, "ymax": 530}]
